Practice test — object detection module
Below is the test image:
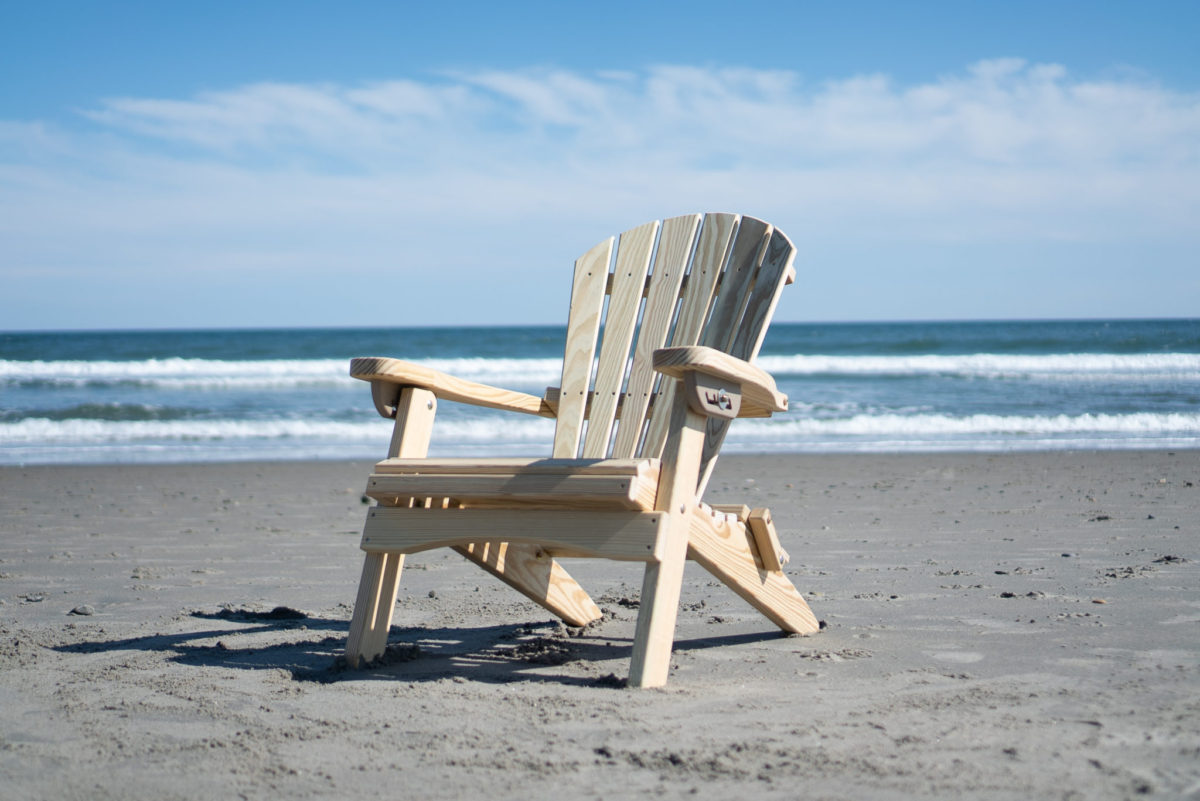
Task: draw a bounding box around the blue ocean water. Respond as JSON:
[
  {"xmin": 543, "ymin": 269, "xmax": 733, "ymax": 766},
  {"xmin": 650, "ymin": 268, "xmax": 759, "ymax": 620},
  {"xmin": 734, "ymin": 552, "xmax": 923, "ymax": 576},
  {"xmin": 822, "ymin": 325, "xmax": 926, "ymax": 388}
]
[{"xmin": 2, "ymin": 319, "xmax": 1198, "ymax": 465}]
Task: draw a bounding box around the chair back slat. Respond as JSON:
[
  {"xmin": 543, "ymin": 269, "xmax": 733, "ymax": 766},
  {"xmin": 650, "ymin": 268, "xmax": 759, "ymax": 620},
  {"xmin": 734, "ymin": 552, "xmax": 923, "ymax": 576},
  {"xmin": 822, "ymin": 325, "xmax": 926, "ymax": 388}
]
[
  {"xmin": 729, "ymin": 228, "xmax": 795, "ymax": 361},
  {"xmin": 552, "ymin": 237, "xmax": 613, "ymax": 458},
  {"xmin": 700, "ymin": 217, "xmax": 771, "ymax": 352},
  {"xmin": 610, "ymin": 214, "xmax": 701, "ymax": 459},
  {"xmin": 670, "ymin": 213, "xmax": 739, "ymax": 348},
  {"xmin": 552, "ymin": 213, "xmax": 795, "ymax": 478},
  {"xmin": 696, "ymin": 226, "xmax": 797, "ymax": 493},
  {"xmin": 581, "ymin": 220, "xmax": 658, "ymax": 458},
  {"xmin": 639, "ymin": 213, "xmax": 737, "ymax": 458}
]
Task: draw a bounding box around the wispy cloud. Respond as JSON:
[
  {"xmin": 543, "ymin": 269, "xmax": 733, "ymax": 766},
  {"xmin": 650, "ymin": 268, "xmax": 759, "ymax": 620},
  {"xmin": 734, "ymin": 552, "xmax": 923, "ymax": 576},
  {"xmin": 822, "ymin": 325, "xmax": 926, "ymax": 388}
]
[
  {"xmin": 72, "ymin": 60, "xmax": 1200, "ymax": 167},
  {"xmin": 1, "ymin": 60, "xmax": 1198, "ymax": 326}
]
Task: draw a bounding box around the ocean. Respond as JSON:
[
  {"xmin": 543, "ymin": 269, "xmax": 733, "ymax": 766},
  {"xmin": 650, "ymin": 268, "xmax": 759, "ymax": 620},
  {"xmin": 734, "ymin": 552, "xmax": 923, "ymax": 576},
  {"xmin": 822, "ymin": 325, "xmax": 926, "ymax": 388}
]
[{"xmin": 2, "ymin": 319, "xmax": 1198, "ymax": 465}]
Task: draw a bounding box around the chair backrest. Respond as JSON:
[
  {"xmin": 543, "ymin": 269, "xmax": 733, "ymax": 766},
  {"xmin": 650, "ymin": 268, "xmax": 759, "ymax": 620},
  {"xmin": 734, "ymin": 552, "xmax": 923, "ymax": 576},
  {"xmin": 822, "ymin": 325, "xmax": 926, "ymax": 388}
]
[{"xmin": 551, "ymin": 213, "xmax": 796, "ymax": 492}]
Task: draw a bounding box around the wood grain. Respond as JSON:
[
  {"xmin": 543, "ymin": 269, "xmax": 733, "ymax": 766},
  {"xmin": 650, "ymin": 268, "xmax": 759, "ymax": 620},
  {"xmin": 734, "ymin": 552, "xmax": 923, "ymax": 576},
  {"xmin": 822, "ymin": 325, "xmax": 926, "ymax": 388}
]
[
  {"xmin": 641, "ymin": 213, "xmax": 737, "ymax": 458},
  {"xmin": 374, "ymin": 457, "xmax": 659, "ymax": 477},
  {"xmin": 583, "ymin": 220, "xmax": 658, "ymax": 457},
  {"xmin": 628, "ymin": 396, "xmax": 706, "ymax": 688},
  {"xmin": 554, "ymin": 237, "xmax": 613, "ymax": 457},
  {"xmin": 653, "ymin": 345, "xmax": 787, "ymax": 415},
  {"xmin": 365, "ymin": 472, "xmax": 658, "ymax": 511},
  {"xmin": 361, "ymin": 507, "xmax": 666, "ymax": 562},
  {"xmin": 344, "ymin": 212, "xmax": 808, "ymax": 686},
  {"xmin": 345, "ymin": 386, "xmax": 438, "ymax": 666},
  {"xmin": 687, "ymin": 507, "xmax": 819, "ymax": 634},
  {"xmin": 612, "ymin": 213, "xmax": 700, "ymax": 458},
  {"xmin": 351, "ymin": 357, "xmax": 554, "ymax": 418},
  {"xmin": 701, "ymin": 216, "xmax": 770, "ymax": 353},
  {"xmin": 453, "ymin": 542, "xmax": 602, "ymax": 626}
]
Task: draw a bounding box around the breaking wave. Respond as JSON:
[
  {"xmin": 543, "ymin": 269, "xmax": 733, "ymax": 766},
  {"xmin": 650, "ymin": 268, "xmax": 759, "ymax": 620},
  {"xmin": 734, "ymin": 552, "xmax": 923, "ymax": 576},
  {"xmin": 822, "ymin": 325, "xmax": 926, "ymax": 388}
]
[{"xmin": 4, "ymin": 351, "xmax": 1197, "ymax": 391}]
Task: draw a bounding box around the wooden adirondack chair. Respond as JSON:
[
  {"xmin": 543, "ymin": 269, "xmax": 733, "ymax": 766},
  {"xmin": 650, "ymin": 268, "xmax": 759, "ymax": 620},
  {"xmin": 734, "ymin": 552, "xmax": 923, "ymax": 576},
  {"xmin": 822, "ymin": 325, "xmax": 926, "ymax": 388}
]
[{"xmin": 343, "ymin": 213, "xmax": 819, "ymax": 687}]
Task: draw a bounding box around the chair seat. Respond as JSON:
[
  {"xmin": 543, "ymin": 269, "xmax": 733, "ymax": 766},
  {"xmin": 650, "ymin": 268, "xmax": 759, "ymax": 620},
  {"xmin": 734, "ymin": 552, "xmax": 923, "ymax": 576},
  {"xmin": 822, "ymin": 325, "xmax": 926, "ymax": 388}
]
[{"xmin": 366, "ymin": 457, "xmax": 661, "ymax": 511}]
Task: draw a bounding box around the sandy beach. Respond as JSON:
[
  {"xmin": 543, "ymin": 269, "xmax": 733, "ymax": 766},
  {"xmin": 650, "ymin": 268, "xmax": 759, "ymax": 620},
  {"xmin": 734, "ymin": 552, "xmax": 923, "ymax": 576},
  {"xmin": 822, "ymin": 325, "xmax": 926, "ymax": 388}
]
[{"xmin": 1, "ymin": 451, "xmax": 1197, "ymax": 800}]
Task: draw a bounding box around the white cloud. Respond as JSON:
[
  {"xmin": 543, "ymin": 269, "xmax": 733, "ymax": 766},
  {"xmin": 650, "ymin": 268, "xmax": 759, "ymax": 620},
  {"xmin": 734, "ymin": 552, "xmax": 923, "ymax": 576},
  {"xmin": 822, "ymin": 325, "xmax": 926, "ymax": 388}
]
[{"xmin": 1, "ymin": 60, "xmax": 1198, "ymax": 327}]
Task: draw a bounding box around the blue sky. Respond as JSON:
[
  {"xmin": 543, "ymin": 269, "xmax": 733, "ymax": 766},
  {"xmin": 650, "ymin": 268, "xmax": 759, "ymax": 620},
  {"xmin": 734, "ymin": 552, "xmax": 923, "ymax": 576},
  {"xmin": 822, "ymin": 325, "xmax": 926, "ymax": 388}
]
[{"xmin": 2, "ymin": 0, "xmax": 1198, "ymax": 330}]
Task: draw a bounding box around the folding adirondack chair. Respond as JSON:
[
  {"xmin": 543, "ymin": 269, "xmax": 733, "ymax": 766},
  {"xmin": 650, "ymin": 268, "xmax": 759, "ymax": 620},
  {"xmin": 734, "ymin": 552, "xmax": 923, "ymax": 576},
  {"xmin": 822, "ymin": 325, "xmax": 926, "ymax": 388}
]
[{"xmin": 343, "ymin": 212, "xmax": 819, "ymax": 687}]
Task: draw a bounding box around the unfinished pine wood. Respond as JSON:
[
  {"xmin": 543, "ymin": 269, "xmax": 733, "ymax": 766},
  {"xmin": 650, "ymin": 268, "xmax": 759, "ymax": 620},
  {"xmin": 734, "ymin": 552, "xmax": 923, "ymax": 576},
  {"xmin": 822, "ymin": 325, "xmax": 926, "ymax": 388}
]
[
  {"xmin": 453, "ymin": 542, "xmax": 602, "ymax": 626},
  {"xmin": 371, "ymin": 379, "xmax": 401, "ymax": 418},
  {"xmin": 343, "ymin": 552, "xmax": 397, "ymax": 666},
  {"xmin": 628, "ymin": 396, "xmax": 706, "ymax": 688},
  {"xmin": 653, "ymin": 345, "xmax": 787, "ymax": 415},
  {"xmin": 641, "ymin": 213, "xmax": 738, "ymax": 457},
  {"xmin": 729, "ymin": 228, "xmax": 797, "ymax": 361},
  {"xmin": 344, "ymin": 386, "xmax": 439, "ymax": 666},
  {"xmin": 700, "ymin": 221, "xmax": 792, "ymax": 494},
  {"xmin": 710, "ymin": 503, "xmax": 751, "ymax": 520},
  {"xmin": 345, "ymin": 389, "xmax": 603, "ymax": 665},
  {"xmin": 387, "ymin": 387, "xmax": 437, "ymax": 459},
  {"xmin": 365, "ymin": 472, "xmax": 658, "ymax": 511},
  {"xmin": 747, "ymin": 507, "xmax": 788, "ymax": 572},
  {"xmin": 344, "ymin": 213, "xmax": 812, "ymax": 687},
  {"xmin": 583, "ymin": 219, "xmax": 658, "ymax": 457},
  {"xmin": 352, "ymin": 357, "xmax": 554, "ymax": 418},
  {"xmin": 362, "ymin": 507, "xmax": 666, "ymax": 561},
  {"xmin": 687, "ymin": 507, "xmax": 819, "ymax": 633},
  {"xmin": 545, "ymin": 388, "xmax": 659, "ymax": 419},
  {"xmin": 375, "ymin": 457, "xmax": 659, "ymax": 478},
  {"xmin": 542, "ymin": 386, "xmax": 771, "ymax": 419},
  {"xmin": 701, "ymin": 216, "xmax": 771, "ymax": 353},
  {"xmin": 674, "ymin": 213, "xmax": 739, "ymax": 348},
  {"xmin": 612, "ymin": 214, "xmax": 701, "ymax": 458},
  {"xmin": 694, "ymin": 229, "xmax": 799, "ymax": 493},
  {"xmin": 554, "ymin": 237, "xmax": 613, "ymax": 457}
]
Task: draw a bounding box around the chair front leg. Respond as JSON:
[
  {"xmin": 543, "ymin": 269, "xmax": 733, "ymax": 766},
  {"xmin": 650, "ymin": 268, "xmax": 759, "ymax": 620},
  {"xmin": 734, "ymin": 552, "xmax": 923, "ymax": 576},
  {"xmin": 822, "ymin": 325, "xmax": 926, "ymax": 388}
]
[
  {"xmin": 344, "ymin": 387, "xmax": 437, "ymax": 667},
  {"xmin": 344, "ymin": 551, "xmax": 405, "ymax": 665},
  {"xmin": 628, "ymin": 399, "xmax": 706, "ymax": 688}
]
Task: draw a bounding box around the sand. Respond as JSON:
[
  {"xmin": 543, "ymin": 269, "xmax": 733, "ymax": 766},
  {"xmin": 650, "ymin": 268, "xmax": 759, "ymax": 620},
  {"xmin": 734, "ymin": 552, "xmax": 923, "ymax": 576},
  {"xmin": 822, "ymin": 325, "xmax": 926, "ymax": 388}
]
[{"xmin": 1, "ymin": 451, "xmax": 1198, "ymax": 800}]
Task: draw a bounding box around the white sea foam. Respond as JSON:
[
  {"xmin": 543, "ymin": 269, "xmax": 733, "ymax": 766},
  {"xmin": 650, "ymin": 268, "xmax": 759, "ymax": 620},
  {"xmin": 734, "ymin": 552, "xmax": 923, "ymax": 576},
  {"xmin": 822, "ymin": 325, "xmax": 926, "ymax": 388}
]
[
  {"xmin": 736, "ymin": 412, "xmax": 1200, "ymax": 438},
  {"xmin": 0, "ymin": 416, "xmax": 555, "ymax": 445},
  {"xmin": 0, "ymin": 358, "xmax": 349, "ymax": 389},
  {"xmin": 0, "ymin": 356, "xmax": 563, "ymax": 389},
  {"xmin": 756, "ymin": 352, "xmax": 1200, "ymax": 378},
  {"xmin": 3, "ymin": 411, "xmax": 1195, "ymax": 449},
  {"xmin": 3, "ymin": 352, "xmax": 1196, "ymax": 391}
]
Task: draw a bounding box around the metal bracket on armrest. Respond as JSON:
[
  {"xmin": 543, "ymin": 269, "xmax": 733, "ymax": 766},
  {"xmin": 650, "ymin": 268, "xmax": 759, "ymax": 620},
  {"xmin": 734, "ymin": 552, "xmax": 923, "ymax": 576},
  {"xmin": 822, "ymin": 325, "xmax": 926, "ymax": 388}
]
[{"xmin": 683, "ymin": 372, "xmax": 741, "ymax": 420}]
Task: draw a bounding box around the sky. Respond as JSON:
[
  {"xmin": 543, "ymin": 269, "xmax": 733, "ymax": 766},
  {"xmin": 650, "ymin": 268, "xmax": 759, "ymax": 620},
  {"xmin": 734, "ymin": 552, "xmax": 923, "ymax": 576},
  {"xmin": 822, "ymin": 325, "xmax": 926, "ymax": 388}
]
[{"xmin": 2, "ymin": 0, "xmax": 1198, "ymax": 330}]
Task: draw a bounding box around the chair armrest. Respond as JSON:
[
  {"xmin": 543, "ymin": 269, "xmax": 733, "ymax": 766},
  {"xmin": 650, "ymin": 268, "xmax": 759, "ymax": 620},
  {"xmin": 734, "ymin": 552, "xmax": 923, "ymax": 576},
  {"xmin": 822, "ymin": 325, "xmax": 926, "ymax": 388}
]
[
  {"xmin": 350, "ymin": 357, "xmax": 557, "ymax": 419},
  {"xmin": 652, "ymin": 346, "xmax": 788, "ymax": 417}
]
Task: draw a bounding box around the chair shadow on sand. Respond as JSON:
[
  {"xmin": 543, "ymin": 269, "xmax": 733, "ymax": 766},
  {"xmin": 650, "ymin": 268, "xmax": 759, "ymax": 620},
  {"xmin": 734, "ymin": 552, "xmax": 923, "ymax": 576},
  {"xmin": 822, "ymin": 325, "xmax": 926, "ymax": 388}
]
[{"xmin": 53, "ymin": 608, "xmax": 785, "ymax": 688}]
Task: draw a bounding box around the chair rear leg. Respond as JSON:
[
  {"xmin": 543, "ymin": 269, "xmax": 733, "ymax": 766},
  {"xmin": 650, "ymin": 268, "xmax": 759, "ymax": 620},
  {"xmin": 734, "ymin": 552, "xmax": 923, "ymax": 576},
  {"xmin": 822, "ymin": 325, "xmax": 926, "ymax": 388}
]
[
  {"xmin": 344, "ymin": 551, "xmax": 405, "ymax": 666},
  {"xmin": 687, "ymin": 507, "xmax": 819, "ymax": 634}
]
